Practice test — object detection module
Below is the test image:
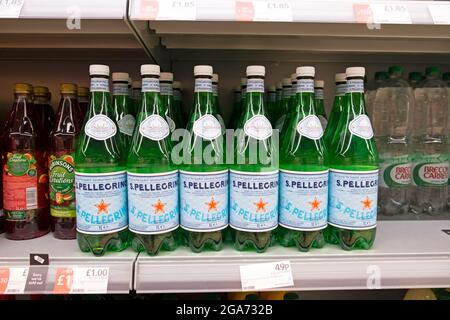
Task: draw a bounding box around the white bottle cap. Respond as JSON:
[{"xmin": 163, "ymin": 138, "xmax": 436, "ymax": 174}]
[
  {"xmin": 315, "ymin": 80, "xmax": 324, "ymax": 88},
  {"xmin": 335, "ymin": 73, "xmax": 346, "ymax": 82},
  {"xmin": 128, "ymin": 77, "xmax": 132, "ymax": 85},
  {"xmin": 212, "ymin": 73, "xmax": 219, "ymax": 83},
  {"xmin": 282, "ymin": 78, "xmax": 292, "ymax": 86},
  {"xmin": 112, "ymin": 72, "xmax": 129, "ymax": 82},
  {"xmin": 173, "ymin": 81, "xmax": 182, "ymax": 89},
  {"xmin": 276, "ymin": 82, "xmax": 282, "ymax": 89},
  {"xmin": 160, "ymin": 72, "xmax": 173, "ymax": 82},
  {"xmin": 268, "ymin": 85, "xmax": 276, "ymax": 92},
  {"xmin": 296, "ymin": 66, "xmax": 315, "ymax": 77},
  {"xmin": 132, "ymin": 80, "xmax": 141, "ymax": 88},
  {"xmin": 346, "ymin": 67, "xmax": 365, "ymax": 78},
  {"xmin": 241, "ymin": 78, "xmax": 247, "ymax": 86},
  {"xmin": 141, "ymin": 64, "xmax": 160, "ymax": 76},
  {"xmin": 234, "ymin": 86, "xmax": 241, "ymax": 91},
  {"xmin": 194, "ymin": 65, "xmax": 213, "ymax": 76},
  {"xmin": 246, "ymin": 65, "xmax": 265, "ymax": 77},
  {"xmin": 89, "ymin": 64, "xmax": 110, "ymax": 76},
  {"xmin": 290, "ymin": 73, "xmax": 297, "ymax": 82}
]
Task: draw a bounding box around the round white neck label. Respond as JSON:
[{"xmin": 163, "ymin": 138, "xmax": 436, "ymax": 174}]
[
  {"xmin": 296, "ymin": 115, "xmax": 323, "ymax": 140},
  {"xmin": 139, "ymin": 114, "xmax": 170, "ymax": 141},
  {"xmin": 193, "ymin": 114, "xmax": 222, "ymax": 140},
  {"xmin": 244, "ymin": 115, "xmax": 272, "ymax": 140},
  {"xmin": 85, "ymin": 114, "xmax": 117, "ymax": 140}
]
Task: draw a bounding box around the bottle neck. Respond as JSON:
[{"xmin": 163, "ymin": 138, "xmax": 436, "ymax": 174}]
[
  {"xmin": 193, "ymin": 77, "xmax": 214, "ymax": 113},
  {"xmin": 160, "ymin": 81, "xmax": 173, "ymax": 98},
  {"xmin": 335, "ymin": 81, "xmax": 347, "ymax": 97},
  {"xmin": 89, "ymin": 76, "xmax": 111, "ymax": 114},
  {"xmin": 34, "ymin": 95, "xmax": 49, "ymax": 105},
  {"xmin": 113, "ymin": 81, "xmax": 129, "ymax": 97},
  {"xmin": 78, "ymin": 96, "xmax": 89, "ymax": 103},
  {"xmin": 173, "ymin": 88, "xmax": 182, "ymax": 102},
  {"xmin": 212, "ymin": 82, "xmax": 218, "ymax": 97},
  {"xmin": 293, "ymin": 78, "xmax": 315, "ymax": 113},
  {"xmin": 282, "ymin": 85, "xmax": 292, "ymax": 99},
  {"xmin": 141, "ymin": 76, "xmax": 161, "ymax": 115},
  {"xmin": 314, "ymin": 87, "xmax": 324, "ymax": 101},
  {"xmin": 244, "ymin": 77, "xmax": 265, "ymax": 114},
  {"xmin": 345, "ymin": 77, "xmax": 366, "ymax": 114},
  {"xmin": 14, "ymin": 92, "xmax": 32, "ymax": 103}
]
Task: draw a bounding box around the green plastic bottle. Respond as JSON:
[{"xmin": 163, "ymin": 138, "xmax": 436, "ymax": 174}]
[
  {"xmin": 160, "ymin": 72, "xmax": 178, "ymax": 132},
  {"xmin": 274, "ymin": 78, "xmax": 292, "ymax": 131},
  {"xmin": 75, "ymin": 64, "xmax": 128, "ymax": 256},
  {"xmin": 277, "ymin": 66, "xmax": 328, "ymax": 251},
  {"xmin": 127, "ymin": 64, "xmax": 178, "ymax": 255},
  {"xmin": 212, "ymin": 73, "xmax": 226, "ymax": 132},
  {"xmin": 325, "ymin": 67, "xmax": 379, "ymax": 250},
  {"xmin": 323, "ymin": 73, "xmax": 347, "ymax": 147},
  {"xmin": 173, "ymin": 81, "xmax": 186, "ymax": 128},
  {"xmin": 314, "ymin": 80, "xmax": 328, "ymax": 130},
  {"xmin": 179, "ymin": 65, "xmax": 228, "ymax": 252},
  {"xmin": 112, "ymin": 72, "xmax": 136, "ymax": 148},
  {"xmin": 230, "ymin": 65, "xmax": 278, "ymax": 253}
]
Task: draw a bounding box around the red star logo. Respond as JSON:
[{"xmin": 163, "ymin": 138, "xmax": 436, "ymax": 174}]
[
  {"xmin": 206, "ymin": 197, "xmax": 219, "ymax": 212},
  {"xmin": 152, "ymin": 199, "xmax": 166, "ymax": 214},
  {"xmin": 254, "ymin": 198, "xmax": 268, "ymax": 213},
  {"xmin": 95, "ymin": 199, "xmax": 110, "ymax": 214},
  {"xmin": 361, "ymin": 197, "xmax": 373, "ymax": 210},
  {"xmin": 309, "ymin": 197, "xmax": 321, "ymax": 211}
]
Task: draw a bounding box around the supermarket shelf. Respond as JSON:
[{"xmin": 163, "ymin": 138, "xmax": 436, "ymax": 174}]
[
  {"xmin": 135, "ymin": 220, "xmax": 450, "ymax": 293},
  {"xmin": 0, "ymin": 233, "xmax": 137, "ymax": 294}
]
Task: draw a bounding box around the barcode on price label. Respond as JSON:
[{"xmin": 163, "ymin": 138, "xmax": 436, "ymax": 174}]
[
  {"xmin": 0, "ymin": 0, "xmax": 24, "ymax": 18},
  {"xmin": 428, "ymin": 5, "xmax": 450, "ymax": 25},
  {"xmin": 239, "ymin": 260, "xmax": 294, "ymax": 291},
  {"xmin": 236, "ymin": 0, "xmax": 293, "ymax": 22},
  {"xmin": 53, "ymin": 267, "xmax": 109, "ymax": 294},
  {"xmin": 370, "ymin": 4, "xmax": 412, "ymax": 24},
  {"xmin": 0, "ymin": 267, "xmax": 29, "ymax": 294}
]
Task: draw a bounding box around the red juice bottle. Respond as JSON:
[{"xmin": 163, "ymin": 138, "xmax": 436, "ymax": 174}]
[
  {"xmin": 2, "ymin": 83, "xmax": 50, "ymax": 240},
  {"xmin": 49, "ymin": 84, "xmax": 83, "ymax": 239},
  {"xmin": 33, "ymin": 86, "xmax": 55, "ymax": 141},
  {"xmin": 77, "ymin": 86, "xmax": 89, "ymax": 116}
]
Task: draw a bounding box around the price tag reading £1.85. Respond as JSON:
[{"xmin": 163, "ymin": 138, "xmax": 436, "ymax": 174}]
[
  {"xmin": 239, "ymin": 260, "xmax": 294, "ymax": 291},
  {"xmin": 369, "ymin": 4, "xmax": 412, "ymax": 24},
  {"xmin": 0, "ymin": 0, "xmax": 25, "ymax": 18},
  {"xmin": 53, "ymin": 267, "xmax": 109, "ymax": 294},
  {"xmin": 236, "ymin": 1, "xmax": 293, "ymax": 22}
]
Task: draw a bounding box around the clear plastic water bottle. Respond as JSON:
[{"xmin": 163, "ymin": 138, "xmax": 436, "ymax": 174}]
[
  {"xmin": 410, "ymin": 67, "xmax": 449, "ymax": 215},
  {"xmin": 366, "ymin": 71, "xmax": 388, "ymax": 123},
  {"xmin": 372, "ymin": 66, "xmax": 414, "ymax": 216},
  {"xmin": 409, "ymin": 72, "xmax": 423, "ymax": 89}
]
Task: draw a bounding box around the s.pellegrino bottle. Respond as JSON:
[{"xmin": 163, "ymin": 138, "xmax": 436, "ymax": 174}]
[
  {"xmin": 325, "ymin": 67, "xmax": 379, "ymax": 250},
  {"xmin": 314, "ymin": 80, "xmax": 327, "ymax": 130},
  {"xmin": 173, "ymin": 81, "xmax": 186, "ymax": 128},
  {"xmin": 127, "ymin": 64, "xmax": 178, "ymax": 255},
  {"xmin": 266, "ymin": 85, "xmax": 277, "ymax": 124},
  {"xmin": 49, "ymin": 83, "xmax": 84, "ymax": 239},
  {"xmin": 323, "ymin": 73, "xmax": 346, "ymax": 147},
  {"xmin": 179, "ymin": 65, "xmax": 228, "ymax": 252},
  {"xmin": 230, "ymin": 65, "xmax": 278, "ymax": 253},
  {"xmin": 112, "ymin": 72, "xmax": 136, "ymax": 149},
  {"xmin": 160, "ymin": 72, "xmax": 178, "ymax": 132},
  {"xmin": 274, "ymin": 78, "xmax": 292, "ymax": 131},
  {"xmin": 3, "ymin": 83, "xmax": 50, "ymax": 240},
  {"xmin": 231, "ymin": 85, "xmax": 241, "ymax": 128},
  {"xmin": 212, "ymin": 73, "xmax": 226, "ymax": 132},
  {"xmin": 75, "ymin": 64, "xmax": 128, "ymax": 256},
  {"xmin": 278, "ymin": 66, "xmax": 328, "ymax": 251},
  {"xmin": 131, "ymin": 80, "xmax": 142, "ymax": 117}
]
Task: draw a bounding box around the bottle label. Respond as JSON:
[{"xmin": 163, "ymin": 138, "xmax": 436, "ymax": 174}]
[
  {"xmin": 173, "ymin": 89, "xmax": 182, "ymax": 101},
  {"xmin": 379, "ymin": 155, "xmax": 411, "ymax": 188},
  {"xmin": 85, "ymin": 114, "xmax": 117, "ymax": 140},
  {"xmin": 75, "ymin": 171, "xmax": 128, "ymax": 234},
  {"xmin": 160, "ymin": 83, "xmax": 173, "ymax": 96},
  {"xmin": 349, "ymin": 115, "xmax": 373, "ymax": 139},
  {"xmin": 166, "ymin": 116, "xmax": 176, "ymax": 132},
  {"xmin": 279, "ymin": 170, "xmax": 328, "ymax": 231},
  {"xmin": 193, "ymin": 114, "xmax": 222, "ymax": 140},
  {"xmin": 328, "ymin": 169, "xmax": 378, "ymax": 230},
  {"xmin": 290, "ymin": 83, "xmax": 296, "ymax": 97},
  {"xmin": 314, "ymin": 88, "xmax": 324, "ymax": 99},
  {"xmin": 296, "ymin": 79, "xmax": 314, "ymax": 93},
  {"xmin": 296, "ymin": 115, "xmax": 323, "ymax": 140},
  {"xmin": 90, "ymin": 78, "xmax": 109, "ymax": 92},
  {"xmin": 412, "ymin": 154, "xmax": 449, "ymax": 186},
  {"xmin": 180, "ymin": 170, "xmax": 229, "ymax": 232},
  {"xmin": 113, "ymin": 83, "xmax": 129, "ymax": 96},
  {"xmin": 142, "ymin": 78, "xmax": 160, "ymax": 92},
  {"xmin": 139, "ymin": 114, "xmax": 170, "ymax": 141},
  {"xmin": 282, "ymin": 87, "xmax": 291, "ymax": 98},
  {"xmin": 127, "ymin": 171, "xmax": 179, "ymax": 234},
  {"xmin": 244, "ymin": 115, "xmax": 273, "ymax": 140},
  {"xmin": 247, "ymin": 79, "xmax": 265, "ymax": 93},
  {"xmin": 195, "ymin": 78, "xmax": 212, "ymax": 92},
  {"xmin": 318, "ymin": 115, "xmax": 328, "ymax": 129},
  {"xmin": 336, "ymin": 83, "xmax": 347, "ymax": 96},
  {"xmin": 118, "ymin": 114, "xmax": 136, "ymax": 137},
  {"xmin": 269, "ymin": 92, "xmax": 276, "ymax": 102},
  {"xmin": 3, "ymin": 152, "xmax": 46, "ymax": 220},
  {"xmin": 347, "ymin": 79, "xmax": 364, "ymax": 93},
  {"xmin": 49, "ymin": 154, "xmax": 75, "ymax": 218},
  {"xmin": 212, "ymin": 83, "xmax": 218, "ymax": 96},
  {"xmin": 230, "ymin": 170, "xmax": 279, "ymax": 232}
]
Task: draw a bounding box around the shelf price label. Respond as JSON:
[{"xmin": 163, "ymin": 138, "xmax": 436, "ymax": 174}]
[
  {"xmin": 236, "ymin": 1, "xmax": 293, "ymax": 22},
  {"xmin": 428, "ymin": 5, "xmax": 450, "ymax": 25},
  {"xmin": 53, "ymin": 267, "xmax": 109, "ymax": 294},
  {"xmin": 0, "ymin": 267, "xmax": 29, "ymax": 294},
  {"xmin": 138, "ymin": 0, "xmax": 196, "ymax": 21},
  {"xmin": 369, "ymin": 4, "xmax": 412, "ymax": 24},
  {"xmin": 0, "ymin": 0, "xmax": 24, "ymax": 18},
  {"xmin": 239, "ymin": 260, "xmax": 294, "ymax": 291}
]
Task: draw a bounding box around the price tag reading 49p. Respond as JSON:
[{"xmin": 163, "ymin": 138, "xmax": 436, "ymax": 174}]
[
  {"xmin": 240, "ymin": 260, "xmax": 293, "ymax": 291},
  {"xmin": 53, "ymin": 267, "xmax": 109, "ymax": 294}
]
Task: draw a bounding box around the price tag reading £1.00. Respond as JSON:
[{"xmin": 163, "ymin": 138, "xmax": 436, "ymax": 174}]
[
  {"xmin": 53, "ymin": 267, "xmax": 109, "ymax": 294},
  {"xmin": 239, "ymin": 260, "xmax": 294, "ymax": 291}
]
